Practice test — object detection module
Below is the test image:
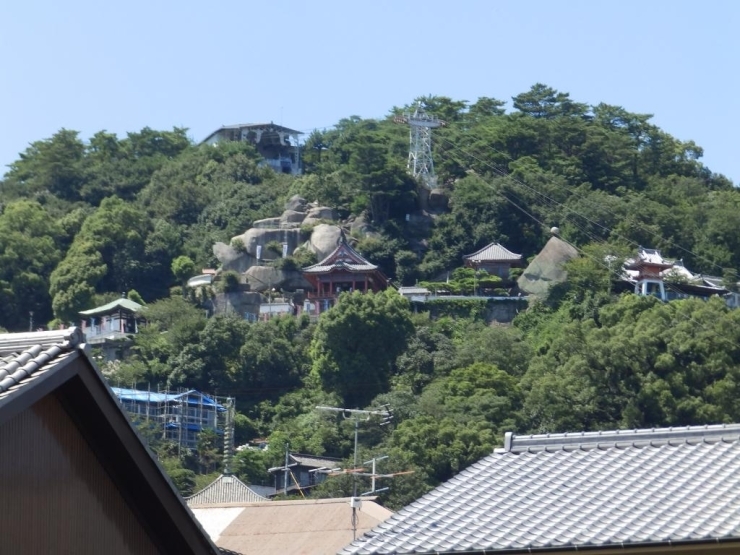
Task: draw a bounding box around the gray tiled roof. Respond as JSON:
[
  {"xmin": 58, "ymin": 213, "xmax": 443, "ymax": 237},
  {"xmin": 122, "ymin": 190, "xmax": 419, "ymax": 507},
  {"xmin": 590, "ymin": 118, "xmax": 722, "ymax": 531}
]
[
  {"xmin": 303, "ymin": 236, "xmax": 379, "ymax": 275},
  {"xmin": 0, "ymin": 328, "xmax": 84, "ymax": 397},
  {"xmin": 304, "ymin": 262, "xmax": 378, "ymax": 274},
  {"xmin": 463, "ymin": 242, "xmax": 522, "ymax": 263},
  {"xmin": 342, "ymin": 424, "xmax": 740, "ymax": 554},
  {"xmin": 186, "ymin": 474, "xmax": 270, "ymax": 506}
]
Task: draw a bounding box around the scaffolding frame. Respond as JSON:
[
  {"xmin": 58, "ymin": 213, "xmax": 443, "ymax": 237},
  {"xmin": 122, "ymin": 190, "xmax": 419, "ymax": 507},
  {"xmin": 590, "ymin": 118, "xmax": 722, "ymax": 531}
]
[{"xmin": 113, "ymin": 382, "xmax": 234, "ymax": 457}]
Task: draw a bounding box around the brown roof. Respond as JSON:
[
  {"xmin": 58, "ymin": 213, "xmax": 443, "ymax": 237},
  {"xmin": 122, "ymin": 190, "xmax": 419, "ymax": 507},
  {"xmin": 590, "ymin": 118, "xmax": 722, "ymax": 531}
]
[
  {"xmin": 191, "ymin": 497, "xmax": 393, "ymax": 555},
  {"xmin": 0, "ymin": 328, "xmax": 222, "ymax": 555}
]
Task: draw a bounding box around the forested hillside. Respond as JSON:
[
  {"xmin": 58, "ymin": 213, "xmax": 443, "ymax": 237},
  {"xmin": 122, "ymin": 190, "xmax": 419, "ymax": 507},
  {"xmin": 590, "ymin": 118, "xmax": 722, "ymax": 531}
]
[{"xmin": 2, "ymin": 84, "xmax": 739, "ymax": 506}]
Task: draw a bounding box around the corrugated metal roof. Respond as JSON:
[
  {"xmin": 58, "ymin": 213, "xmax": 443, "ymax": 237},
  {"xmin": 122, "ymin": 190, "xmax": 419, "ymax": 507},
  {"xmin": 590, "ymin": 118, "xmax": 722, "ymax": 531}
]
[
  {"xmin": 463, "ymin": 242, "xmax": 522, "ymax": 263},
  {"xmin": 187, "ymin": 474, "xmax": 270, "ymax": 507},
  {"xmin": 193, "ymin": 498, "xmax": 393, "ymax": 555},
  {"xmin": 343, "ymin": 424, "xmax": 740, "ymax": 554},
  {"xmin": 112, "ymin": 387, "xmax": 224, "ymax": 408},
  {"xmin": 290, "ymin": 453, "xmax": 342, "ymax": 469}
]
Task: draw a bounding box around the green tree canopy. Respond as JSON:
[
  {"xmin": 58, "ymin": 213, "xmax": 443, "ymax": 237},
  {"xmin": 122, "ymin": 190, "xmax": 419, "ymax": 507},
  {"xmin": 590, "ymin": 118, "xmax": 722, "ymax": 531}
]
[{"xmin": 311, "ymin": 291, "xmax": 414, "ymax": 407}]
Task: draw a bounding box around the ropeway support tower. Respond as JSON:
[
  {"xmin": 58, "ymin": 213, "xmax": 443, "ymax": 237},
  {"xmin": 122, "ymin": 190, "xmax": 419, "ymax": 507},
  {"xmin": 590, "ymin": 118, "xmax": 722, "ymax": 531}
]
[{"xmin": 395, "ymin": 102, "xmax": 443, "ymax": 190}]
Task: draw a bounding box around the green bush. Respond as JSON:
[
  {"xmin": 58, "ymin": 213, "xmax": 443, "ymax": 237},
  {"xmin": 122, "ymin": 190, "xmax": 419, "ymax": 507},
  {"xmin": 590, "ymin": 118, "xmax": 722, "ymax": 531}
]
[
  {"xmin": 272, "ymin": 257, "xmax": 298, "ymax": 271},
  {"xmin": 231, "ymin": 238, "xmax": 247, "ymax": 253},
  {"xmin": 219, "ymin": 270, "xmax": 241, "ymax": 293},
  {"xmin": 266, "ymin": 240, "xmax": 284, "ymax": 256}
]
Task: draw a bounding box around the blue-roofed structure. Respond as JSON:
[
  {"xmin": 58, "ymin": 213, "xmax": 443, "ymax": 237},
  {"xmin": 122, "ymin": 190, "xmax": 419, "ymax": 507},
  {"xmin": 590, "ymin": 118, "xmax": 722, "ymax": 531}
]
[{"xmin": 112, "ymin": 387, "xmax": 227, "ymax": 450}]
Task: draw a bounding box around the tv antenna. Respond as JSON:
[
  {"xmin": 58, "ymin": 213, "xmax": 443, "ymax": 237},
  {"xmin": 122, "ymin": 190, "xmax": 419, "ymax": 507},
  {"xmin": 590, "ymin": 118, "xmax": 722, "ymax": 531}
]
[
  {"xmin": 315, "ymin": 405, "xmax": 409, "ymax": 540},
  {"xmin": 394, "ymin": 102, "xmax": 444, "ymax": 190}
]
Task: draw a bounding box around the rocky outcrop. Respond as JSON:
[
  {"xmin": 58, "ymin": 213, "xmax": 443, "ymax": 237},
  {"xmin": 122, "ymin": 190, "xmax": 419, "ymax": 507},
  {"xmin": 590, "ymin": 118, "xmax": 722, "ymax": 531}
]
[
  {"xmin": 428, "ymin": 188, "xmax": 449, "ymax": 210},
  {"xmin": 213, "ymin": 242, "xmax": 256, "ymax": 273},
  {"xmin": 285, "ymin": 195, "xmax": 308, "ymax": 212},
  {"xmin": 308, "ymin": 224, "xmax": 342, "ymax": 260},
  {"xmin": 252, "ymin": 217, "xmax": 282, "ymax": 229},
  {"xmin": 349, "ymin": 213, "xmax": 374, "ymax": 237},
  {"xmin": 280, "ymin": 210, "xmax": 307, "ymax": 226},
  {"xmin": 517, "ymin": 236, "xmax": 579, "ymax": 297},
  {"xmin": 211, "ymin": 291, "xmax": 263, "ymax": 318},
  {"xmin": 244, "ymin": 266, "xmax": 311, "ymax": 292},
  {"xmin": 236, "ymin": 228, "xmax": 304, "ymax": 260},
  {"xmin": 211, "ymin": 194, "xmax": 344, "ymax": 290},
  {"xmin": 302, "ymin": 206, "xmax": 337, "ymax": 226}
]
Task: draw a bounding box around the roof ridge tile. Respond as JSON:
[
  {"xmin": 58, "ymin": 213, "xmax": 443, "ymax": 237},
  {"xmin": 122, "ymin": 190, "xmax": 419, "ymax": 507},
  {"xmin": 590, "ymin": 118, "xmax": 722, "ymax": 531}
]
[{"xmin": 500, "ymin": 424, "xmax": 740, "ymax": 453}]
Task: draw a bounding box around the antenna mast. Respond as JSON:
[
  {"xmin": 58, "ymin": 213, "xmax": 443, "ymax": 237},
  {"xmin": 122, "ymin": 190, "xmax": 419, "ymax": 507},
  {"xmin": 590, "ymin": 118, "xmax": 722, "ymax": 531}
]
[
  {"xmin": 222, "ymin": 397, "xmax": 235, "ymax": 475},
  {"xmin": 395, "ymin": 102, "xmax": 443, "ymax": 190},
  {"xmin": 316, "ymin": 405, "xmax": 406, "ymax": 541}
]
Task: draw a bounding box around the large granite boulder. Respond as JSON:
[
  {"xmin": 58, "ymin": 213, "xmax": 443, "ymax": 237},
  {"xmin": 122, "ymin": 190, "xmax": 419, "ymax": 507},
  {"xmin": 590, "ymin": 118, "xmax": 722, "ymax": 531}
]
[
  {"xmin": 280, "ymin": 209, "xmax": 307, "ymax": 226},
  {"xmin": 244, "ymin": 266, "xmax": 284, "ymax": 292},
  {"xmin": 211, "ymin": 291, "xmax": 263, "ymax": 318},
  {"xmin": 349, "ymin": 213, "xmax": 373, "ymax": 237},
  {"xmin": 213, "ymin": 242, "xmax": 256, "ymax": 273},
  {"xmin": 244, "ymin": 266, "xmax": 311, "ymax": 292},
  {"xmin": 517, "ymin": 236, "xmax": 579, "ymax": 297},
  {"xmin": 308, "ymin": 224, "xmax": 342, "ymax": 260},
  {"xmin": 285, "ymin": 195, "xmax": 308, "ymax": 212},
  {"xmin": 302, "ymin": 206, "xmax": 337, "ymax": 226},
  {"xmin": 235, "ymin": 228, "xmax": 304, "ymax": 260},
  {"xmin": 428, "ymin": 188, "xmax": 449, "ymax": 210},
  {"xmin": 252, "ymin": 217, "xmax": 282, "ymax": 229}
]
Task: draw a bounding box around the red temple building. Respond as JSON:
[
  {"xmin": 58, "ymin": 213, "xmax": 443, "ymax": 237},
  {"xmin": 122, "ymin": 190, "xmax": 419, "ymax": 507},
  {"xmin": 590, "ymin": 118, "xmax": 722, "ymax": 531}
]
[{"xmin": 302, "ymin": 232, "xmax": 388, "ymax": 315}]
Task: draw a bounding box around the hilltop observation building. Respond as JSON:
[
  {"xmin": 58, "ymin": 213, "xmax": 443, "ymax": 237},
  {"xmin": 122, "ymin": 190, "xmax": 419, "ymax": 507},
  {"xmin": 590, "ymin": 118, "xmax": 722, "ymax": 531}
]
[{"xmin": 202, "ymin": 122, "xmax": 303, "ymax": 175}]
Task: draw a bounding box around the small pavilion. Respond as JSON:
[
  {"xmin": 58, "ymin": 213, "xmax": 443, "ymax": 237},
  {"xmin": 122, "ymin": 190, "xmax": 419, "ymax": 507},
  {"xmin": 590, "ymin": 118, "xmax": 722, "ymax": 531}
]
[
  {"xmin": 463, "ymin": 242, "xmax": 522, "ymax": 281},
  {"xmin": 79, "ymin": 296, "xmax": 145, "ymax": 360},
  {"xmin": 302, "ymin": 232, "xmax": 388, "ymax": 314}
]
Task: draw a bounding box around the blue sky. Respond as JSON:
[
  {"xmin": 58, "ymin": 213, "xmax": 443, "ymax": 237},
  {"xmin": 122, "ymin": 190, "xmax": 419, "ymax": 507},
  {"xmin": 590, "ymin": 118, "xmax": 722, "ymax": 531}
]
[{"xmin": 1, "ymin": 0, "xmax": 738, "ymax": 183}]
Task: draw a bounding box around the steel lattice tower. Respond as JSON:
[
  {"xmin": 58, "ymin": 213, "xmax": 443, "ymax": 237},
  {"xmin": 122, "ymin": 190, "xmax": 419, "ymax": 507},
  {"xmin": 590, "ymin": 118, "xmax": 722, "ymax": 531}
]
[{"xmin": 396, "ymin": 102, "xmax": 442, "ymax": 189}]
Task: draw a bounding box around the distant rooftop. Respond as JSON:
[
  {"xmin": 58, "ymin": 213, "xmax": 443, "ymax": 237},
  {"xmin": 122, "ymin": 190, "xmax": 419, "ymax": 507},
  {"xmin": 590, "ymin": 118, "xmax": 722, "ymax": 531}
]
[
  {"xmin": 112, "ymin": 387, "xmax": 224, "ymax": 409},
  {"xmin": 187, "ymin": 474, "xmax": 270, "ymax": 507},
  {"xmin": 202, "ymin": 122, "xmax": 303, "ymax": 144},
  {"xmin": 463, "ymin": 242, "xmax": 522, "ymax": 263},
  {"xmin": 79, "ymin": 297, "xmax": 143, "ymax": 317},
  {"xmin": 193, "ymin": 497, "xmax": 392, "ymax": 555},
  {"xmin": 343, "ymin": 423, "xmax": 740, "ymax": 554}
]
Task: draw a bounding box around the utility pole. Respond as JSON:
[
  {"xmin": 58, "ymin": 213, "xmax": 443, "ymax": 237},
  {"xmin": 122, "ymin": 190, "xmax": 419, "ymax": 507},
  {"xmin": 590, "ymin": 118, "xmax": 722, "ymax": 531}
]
[
  {"xmin": 284, "ymin": 442, "xmax": 290, "ymax": 496},
  {"xmin": 315, "ymin": 405, "xmax": 395, "ymax": 541}
]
